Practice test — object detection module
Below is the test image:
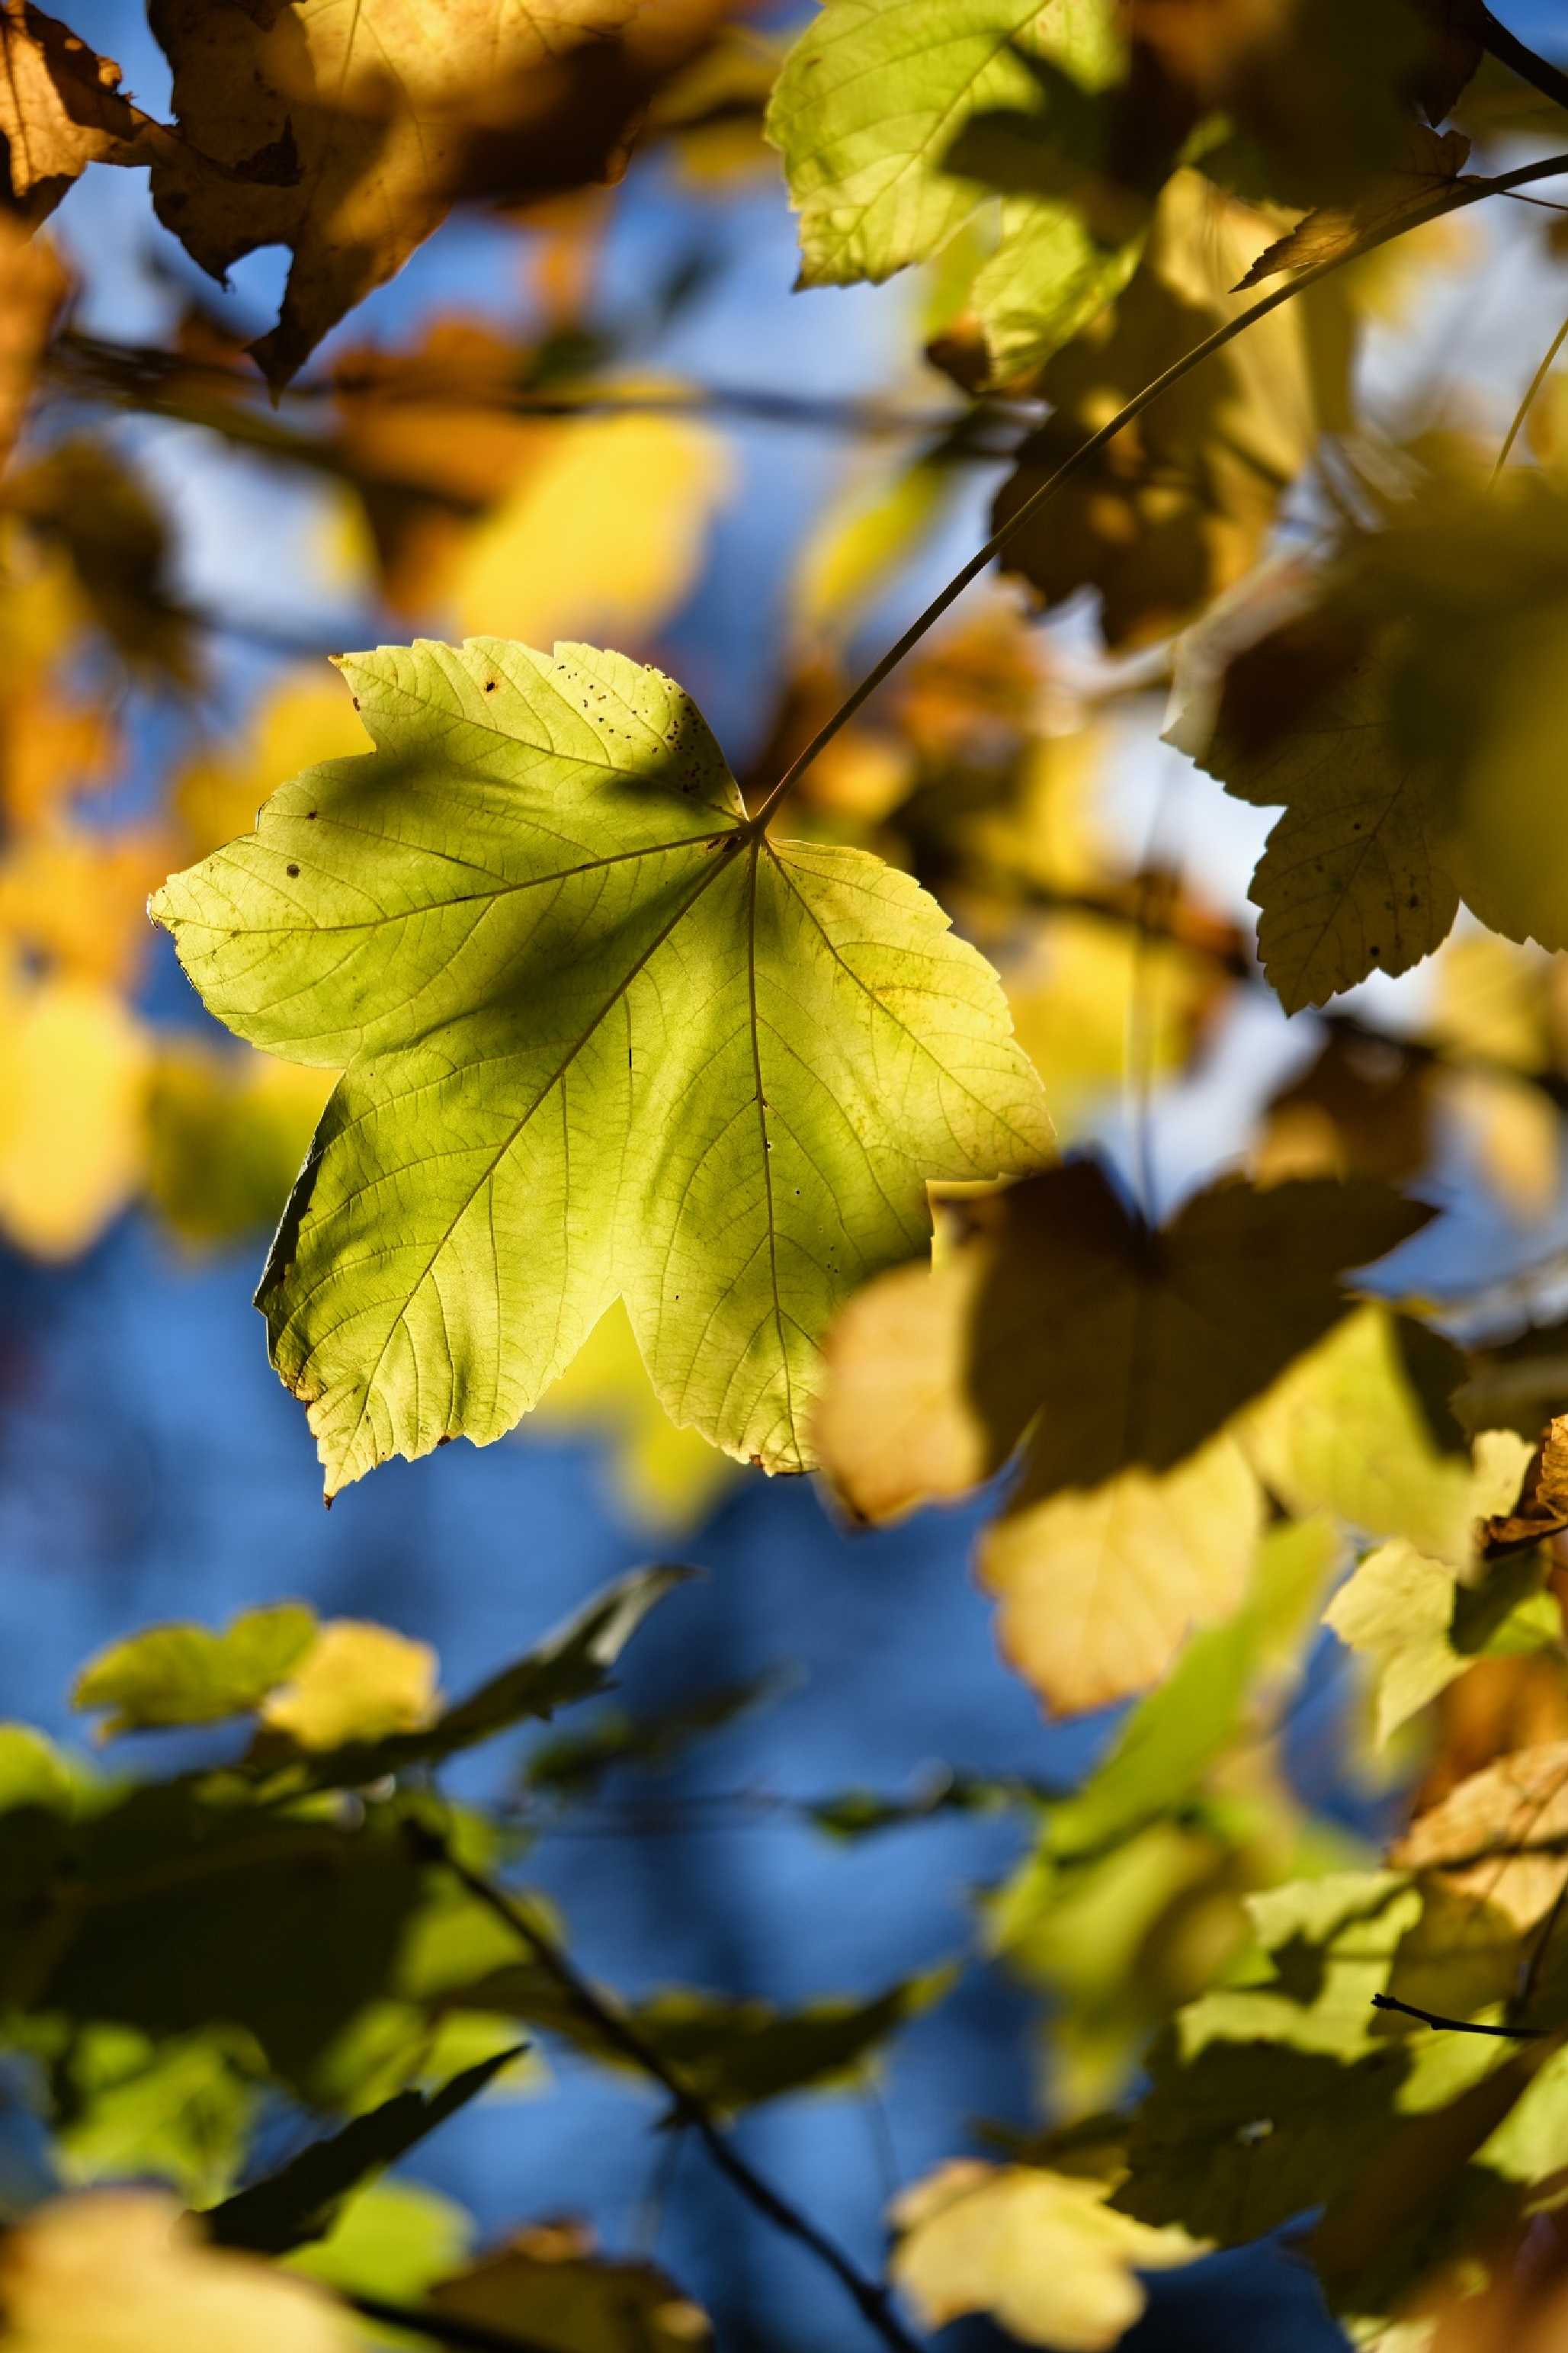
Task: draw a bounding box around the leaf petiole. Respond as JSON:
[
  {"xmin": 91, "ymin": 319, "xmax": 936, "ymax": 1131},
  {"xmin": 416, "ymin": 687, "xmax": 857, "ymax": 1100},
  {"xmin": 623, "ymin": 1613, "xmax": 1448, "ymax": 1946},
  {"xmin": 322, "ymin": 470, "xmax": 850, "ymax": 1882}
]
[{"xmin": 752, "ymin": 146, "xmax": 1568, "ymax": 833}]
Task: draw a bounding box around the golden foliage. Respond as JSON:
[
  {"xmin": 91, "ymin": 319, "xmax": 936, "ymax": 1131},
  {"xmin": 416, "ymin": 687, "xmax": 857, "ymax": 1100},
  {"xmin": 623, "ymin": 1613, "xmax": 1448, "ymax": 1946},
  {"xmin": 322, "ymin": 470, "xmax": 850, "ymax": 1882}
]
[{"xmin": 0, "ymin": 2191, "xmax": 354, "ymax": 2352}]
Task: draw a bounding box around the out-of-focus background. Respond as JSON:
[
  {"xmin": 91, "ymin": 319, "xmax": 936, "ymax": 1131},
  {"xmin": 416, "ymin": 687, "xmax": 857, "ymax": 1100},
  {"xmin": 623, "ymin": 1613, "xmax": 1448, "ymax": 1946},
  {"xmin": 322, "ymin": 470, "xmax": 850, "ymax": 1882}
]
[{"xmin": 5, "ymin": 4, "xmax": 1568, "ymax": 2345}]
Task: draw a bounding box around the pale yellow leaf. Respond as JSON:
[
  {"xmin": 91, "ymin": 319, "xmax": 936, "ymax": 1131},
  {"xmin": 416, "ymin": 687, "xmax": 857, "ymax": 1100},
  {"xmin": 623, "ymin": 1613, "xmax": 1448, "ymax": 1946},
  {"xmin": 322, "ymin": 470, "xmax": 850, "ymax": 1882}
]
[
  {"xmin": 1006, "ymin": 914, "xmax": 1217, "ymax": 1139},
  {"xmin": 1393, "ymin": 1739, "xmax": 1568, "ymax": 1934},
  {"xmin": 980, "ymin": 1436, "xmax": 1265, "ymax": 1716},
  {"xmin": 0, "ymin": 825, "xmax": 175, "ymax": 989},
  {"xmin": 1323, "ymin": 1433, "xmax": 1549, "ymax": 1745},
  {"xmin": 890, "ymin": 2161, "xmax": 1201, "ymax": 2351},
  {"xmin": 260, "ymin": 1623, "xmax": 440, "ymax": 1751},
  {"xmin": 0, "ymin": 970, "xmax": 150, "ymax": 1258},
  {"xmin": 1242, "ymin": 1303, "xmax": 1479, "ymax": 1567},
  {"xmin": 0, "ymin": 2191, "xmax": 354, "ymax": 2353}
]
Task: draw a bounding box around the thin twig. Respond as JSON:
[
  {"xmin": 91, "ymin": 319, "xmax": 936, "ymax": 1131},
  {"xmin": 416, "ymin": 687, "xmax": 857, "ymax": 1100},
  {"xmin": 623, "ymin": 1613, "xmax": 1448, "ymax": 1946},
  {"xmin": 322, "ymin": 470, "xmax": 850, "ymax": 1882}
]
[
  {"xmin": 1515, "ymin": 1874, "xmax": 1568, "ymax": 2021},
  {"xmin": 746, "ymin": 146, "xmax": 1568, "ymax": 833},
  {"xmin": 1493, "ymin": 308, "xmax": 1568, "ymax": 477},
  {"xmin": 1479, "ymin": 6, "xmax": 1568, "ymax": 117},
  {"xmin": 1371, "ymin": 1991, "xmax": 1552, "ymax": 2039},
  {"xmin": 52, "ymin": 331, "xmax": 1015, "ymax": 441},
  {"xmin": 405, "ymin": 1819, "xmax": 925, "ymax": 2353}
]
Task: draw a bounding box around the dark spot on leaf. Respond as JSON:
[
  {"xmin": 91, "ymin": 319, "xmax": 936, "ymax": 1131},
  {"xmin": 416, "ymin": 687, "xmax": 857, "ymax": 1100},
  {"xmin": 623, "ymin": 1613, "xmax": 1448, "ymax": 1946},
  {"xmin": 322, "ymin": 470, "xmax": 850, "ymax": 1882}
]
[
  {"xmin": 485, "ymin": 680, "xmax": 497, "ymax": 692},
  {"xmin": 286, "ymin": 863, "xmax": 300, "ymax": 878}
]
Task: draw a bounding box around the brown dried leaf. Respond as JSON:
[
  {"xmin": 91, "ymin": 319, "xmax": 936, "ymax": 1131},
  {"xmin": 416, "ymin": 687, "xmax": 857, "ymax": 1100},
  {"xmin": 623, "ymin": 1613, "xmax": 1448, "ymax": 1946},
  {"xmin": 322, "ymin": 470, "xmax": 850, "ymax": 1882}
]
[
  {"xmin": 995, "ymin": 169, "xmax": 1355, "ymax": 647},
  {"xmin": 1483, "ymin": 1420, "xmax": 1568, "ymax": 1558},
  {"xmin": 1393, "ymin": 1739, "xmax": 1568, "ymax": 1931},
  {"xmin": 431, "ymin": 2221, "xmax": 710, "ymax": 2353},
  {"xmin": 1234, "ymin": 124, "xmax": 1470, "ymax": 288},
  {"xmin": 816, "ymin": 1160, "xmax": 1430, "ymax": 1522},
  {"xmin": 0, "ymin": 2, "xmax": 168, "ymax": 221},
  {"xmin": 147, "ymin": 0, "xmax": 735, "ymax": 388}
]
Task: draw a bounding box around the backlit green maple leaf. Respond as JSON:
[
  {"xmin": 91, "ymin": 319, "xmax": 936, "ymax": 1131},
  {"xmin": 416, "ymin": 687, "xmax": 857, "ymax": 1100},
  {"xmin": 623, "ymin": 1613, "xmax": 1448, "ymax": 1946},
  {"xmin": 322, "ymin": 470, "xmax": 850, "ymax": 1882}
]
[
  {"xmin": 765, "ymin": 0, "xmax": 1148, "ymax": 384},
  {"xmin": 150, "ymin": 639, "xmax": 1051, "ymax": 1496}
]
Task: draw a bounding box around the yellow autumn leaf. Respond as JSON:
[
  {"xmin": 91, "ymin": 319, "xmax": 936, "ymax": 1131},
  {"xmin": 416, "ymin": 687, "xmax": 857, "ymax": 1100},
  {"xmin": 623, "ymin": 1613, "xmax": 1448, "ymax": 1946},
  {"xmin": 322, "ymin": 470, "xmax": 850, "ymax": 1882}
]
[
  {"xmin": 1431, "ymin": 932, "xmax": 1560, "ymax": 1221},
  {"xmin": 890, "ymin": 2161, "xmax": 1202, "ymax": 2351},
  {"xmin": 1322, "ymin": 1430, "xmax": 1548, "ymax": 1745},
  {"xmin": 0, "ymin": 2191, "xmax": 354, "ymax": 2353},
  {"xmin": 1242, "ymin": 1302, "xmax": 1480, "ymax": 1567},
  {"xmin": 982, "ymin": 1437, "xmax": 1265, "ymax": 1716},
  {"xmin": 260, "ymin": 1623, "xmax": 441, "ymax": 1751},
  {"xmin": 1393, "ymin": 1739, "xmax": 1568, "ymax": 1934},
  {"xmin": 0, "ymin": 968, "xmax": 150, "ymax": 1259},
  {"xmin": 0, "ymin": 825, "xmax": 176, "ymax": 990},
  {"xmin": 0, "ymin": 217, "xmax": 66, "ymax": 470},
  {"xmin": 449, "ymin": 409, "xmax": 730, "ymax": 649},
  {"xmin": 1005, "ymin": 913, "xmax": 1219, "ymax": 1140}
]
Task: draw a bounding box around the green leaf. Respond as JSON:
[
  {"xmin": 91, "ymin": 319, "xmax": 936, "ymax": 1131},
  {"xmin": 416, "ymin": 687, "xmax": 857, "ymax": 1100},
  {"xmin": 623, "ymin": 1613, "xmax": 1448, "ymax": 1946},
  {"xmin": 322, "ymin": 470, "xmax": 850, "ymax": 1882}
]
[
  {"xmin": 453, "ymin": 1965, "xmax": 957, "ymax": 2113},
  {"xmin": 204, "ymin": 2047, "xmax": 519, "ymax": 2256},
  {"xmin": 1241, "ymin": 1304, "xmax": 1477, "ymax": 1564},
  {"xmin": 150, "ymin": 638, "xmax": 1051, "ymax": 1494},
  {"xmin": 0, "ymin": 1722, "xmax": 73, "ymax": 1813},
  {"xmin": 765, "ymin": 0, "xmax": 1146, "ymax": 382},
  {"xmin": 1169, "ymin": 467, "xmax": 1568, "ymax": 1008},
  {"xmin": 7, "ymin": 1786, "xmax": 429, "ymax": 2098},
  {"xmin": 524, "ymin": 1672, "xmax": 783, "ymax": 1798},
  {"xmin": 72, "ymin": 1605, "xmax": 318, "ymax": 1740},
  {"xmin": 50, "ymin": 2027, "xmax": 259, "ymax": 2207},
  {"xmin": 1324, "ymin": 1518, "xmax": 1556, "ymax": 1747},
  {"xmin": 284, "ymin": 2180, "xmax": 473, "ymax": 2309},
  {"xmin": 806, "ymin": 1769, "xmax": 1054, "ymax": 1840},
  {"xmin": 255, "ymin": 1563, "xmax": 694, "ymax": 1793},
  {"xmin": 1115, "ymin": 1873, "xmax": 1518, "ymax": 2247}
]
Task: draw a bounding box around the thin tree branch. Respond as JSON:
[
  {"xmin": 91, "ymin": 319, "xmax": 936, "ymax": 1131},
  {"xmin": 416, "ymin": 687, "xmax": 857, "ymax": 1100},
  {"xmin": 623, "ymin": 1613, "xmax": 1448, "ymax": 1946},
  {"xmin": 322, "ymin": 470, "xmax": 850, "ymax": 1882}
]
[
  {"xmin": 1514, "ymin": 1874, "xmax": 1568, "ymax": 2021},
  {"xmin": 1493, "ymin": 307, "xmax": 1568, "ymax": 477},
  {"xmin": 403, "ymin": 1819, "xmax": 926, "ymax": 2353},
  {"xmin": 1371, "ymin": 1991, "xmax": 1552, "ymax": 2038},
  {"xmin": 746, "ymin": 146, "xmax": 1568, "ymax": 833},
  {"xmin": 1479, "ymin": 5, "xmax": 1568, "ymax": 117},
  {"xmin": 51, "ymin": 330, "xmax": 1018, "ymax": 441}
]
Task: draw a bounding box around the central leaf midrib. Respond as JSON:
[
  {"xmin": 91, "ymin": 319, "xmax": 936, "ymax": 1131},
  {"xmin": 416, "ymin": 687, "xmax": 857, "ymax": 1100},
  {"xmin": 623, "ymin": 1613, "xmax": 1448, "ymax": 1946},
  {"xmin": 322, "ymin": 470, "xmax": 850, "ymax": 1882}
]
[{"xmin": 213, "ymin": 827, "xmax": 729, "ymax": 939}]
